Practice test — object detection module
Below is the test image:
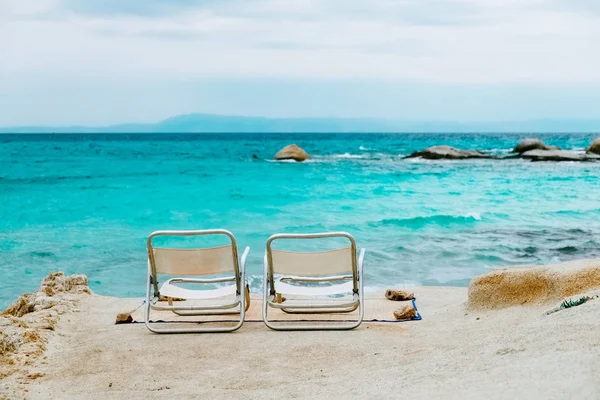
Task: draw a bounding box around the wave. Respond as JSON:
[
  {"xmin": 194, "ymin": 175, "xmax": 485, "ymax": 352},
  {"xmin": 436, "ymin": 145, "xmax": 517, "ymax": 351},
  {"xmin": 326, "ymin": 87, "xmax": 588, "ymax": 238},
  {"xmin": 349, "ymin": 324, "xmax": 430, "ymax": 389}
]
[
  {"xmin": 372, "ymin": 213, "xmax": 482, "ymax": 229},
  {"xmin": 331, "ymin": 153, "xmax": 367, "ymax": 159}
]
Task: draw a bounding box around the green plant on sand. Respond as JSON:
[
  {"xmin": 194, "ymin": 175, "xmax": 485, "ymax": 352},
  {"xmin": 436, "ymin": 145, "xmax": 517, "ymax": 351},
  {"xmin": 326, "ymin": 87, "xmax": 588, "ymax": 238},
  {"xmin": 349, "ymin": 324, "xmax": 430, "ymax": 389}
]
[
  {"xmin": 546, "ymin": 295, "xmax": 598, "ymax": 315},
  {"xmin": 560, "ymin": 296, "xmax": 591, "ymax": 309}
]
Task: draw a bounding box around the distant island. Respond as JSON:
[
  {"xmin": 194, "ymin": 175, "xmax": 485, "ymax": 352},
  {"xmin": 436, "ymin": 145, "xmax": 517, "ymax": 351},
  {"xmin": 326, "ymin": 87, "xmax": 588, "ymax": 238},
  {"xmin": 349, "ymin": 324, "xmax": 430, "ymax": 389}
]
[{"xmin": 1, "ymin": 113, "xmax": 600, "ymax": 133}]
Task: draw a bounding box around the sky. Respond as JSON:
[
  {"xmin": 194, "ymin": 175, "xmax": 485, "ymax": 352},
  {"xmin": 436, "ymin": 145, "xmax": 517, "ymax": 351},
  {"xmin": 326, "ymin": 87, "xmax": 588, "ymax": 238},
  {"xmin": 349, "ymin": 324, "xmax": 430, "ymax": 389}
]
[{"xmin": 1, "ymin": 0, "xmax": 600, "ymax": 126}]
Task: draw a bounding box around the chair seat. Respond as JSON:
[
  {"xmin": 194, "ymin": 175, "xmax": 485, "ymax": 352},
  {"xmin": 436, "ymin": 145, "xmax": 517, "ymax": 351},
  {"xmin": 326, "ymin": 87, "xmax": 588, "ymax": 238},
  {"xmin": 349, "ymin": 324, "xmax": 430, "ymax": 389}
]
[
  {"xmin": 159, "ymin": 280, "xmax": 238, "ymax": 300},
  {"xmin": 274, "ymin": 278, "xmax": 354, "ymax": 296}
]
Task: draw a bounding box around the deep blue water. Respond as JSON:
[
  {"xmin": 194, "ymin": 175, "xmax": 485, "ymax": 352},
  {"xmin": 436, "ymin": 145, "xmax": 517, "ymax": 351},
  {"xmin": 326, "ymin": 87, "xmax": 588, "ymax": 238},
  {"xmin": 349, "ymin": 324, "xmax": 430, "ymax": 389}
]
[{"xmin": 1, "ymin": 132, "xmax": 600, "ymax": 307}]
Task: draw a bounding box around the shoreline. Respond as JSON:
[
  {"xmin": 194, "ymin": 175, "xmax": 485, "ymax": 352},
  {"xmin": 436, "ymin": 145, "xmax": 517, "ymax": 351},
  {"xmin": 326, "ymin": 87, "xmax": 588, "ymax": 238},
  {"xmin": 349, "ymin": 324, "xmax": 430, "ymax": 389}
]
[{"xmin": 2, "ymin": 262, "xmax": 600, "ymax": 399}]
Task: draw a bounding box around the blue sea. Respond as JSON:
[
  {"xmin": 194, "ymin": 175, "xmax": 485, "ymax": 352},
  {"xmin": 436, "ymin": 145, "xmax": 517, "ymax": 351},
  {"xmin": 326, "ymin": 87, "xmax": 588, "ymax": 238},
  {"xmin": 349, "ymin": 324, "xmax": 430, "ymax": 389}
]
[{"xmin": 2, "ymin": 133, "xmax": 600, "ymax": 307}]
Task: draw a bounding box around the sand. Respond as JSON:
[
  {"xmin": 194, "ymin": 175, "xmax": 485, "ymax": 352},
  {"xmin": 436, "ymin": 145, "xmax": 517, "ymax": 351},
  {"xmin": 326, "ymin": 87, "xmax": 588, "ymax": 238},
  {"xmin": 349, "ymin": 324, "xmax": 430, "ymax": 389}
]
[{"xmin": 2, "ymin": 285, "xmax": 599, "ymax": 400}]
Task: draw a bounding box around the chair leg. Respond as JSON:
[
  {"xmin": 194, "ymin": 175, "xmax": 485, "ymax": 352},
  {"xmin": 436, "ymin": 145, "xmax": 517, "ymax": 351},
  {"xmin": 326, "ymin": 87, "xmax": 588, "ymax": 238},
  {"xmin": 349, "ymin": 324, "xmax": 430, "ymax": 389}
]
[
  {"xmin": 280, "ymin": 303, "xmax": 359, "ymax": 314},
  {"xmin": 263, "ymin": 297, "xmax": 363, "ymax": 331},
  {"xmin": 144, "ymin": 297, "xmax": 245, "ymax": 334}
]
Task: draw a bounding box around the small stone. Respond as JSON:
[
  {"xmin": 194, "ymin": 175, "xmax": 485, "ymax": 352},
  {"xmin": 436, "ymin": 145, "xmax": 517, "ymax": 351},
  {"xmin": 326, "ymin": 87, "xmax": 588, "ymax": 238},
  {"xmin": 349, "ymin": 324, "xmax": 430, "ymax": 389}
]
[
  {"xmin": 115, "ymin": 313, "xmax": 133, "ymax": 324},
  {"xmin": 385, "ymin": 289, "xmax": 415, "ymax": 301},
  {"xmin": 393, "ymin": 304, "xmax": 417, "ymax": 320}
]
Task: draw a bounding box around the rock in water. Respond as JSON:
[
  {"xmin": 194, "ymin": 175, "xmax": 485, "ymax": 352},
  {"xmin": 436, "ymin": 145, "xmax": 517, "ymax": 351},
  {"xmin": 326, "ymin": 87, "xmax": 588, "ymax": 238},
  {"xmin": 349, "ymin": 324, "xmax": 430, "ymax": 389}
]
[
  {"xmin": 587, "ymin": 137, "xmax": 600, "ymax": 154},
  {"xmin": 405, "ymin": 146, "xmax": 492, "ymax": 160},
  {"xmin": 385, "ymin": 289, "xmax": 415, "ymax": 301},
  {"xmin": 393, "ymin": 304, "xmax": 418, "ymax": 320},
  {"xmin": 520, "ymin": 149, "xmax": 600, "ymax": 162},
  {"xmin": 468, "ymin": 258, "xmax": 600, "ymax": 309},
  {"xmin": 273, "ymin": 144, "xmax": 310, "ymax": 162},
  {"xmin": 512, "ymin": 138, "xmax": 558, "ymax": 154}
]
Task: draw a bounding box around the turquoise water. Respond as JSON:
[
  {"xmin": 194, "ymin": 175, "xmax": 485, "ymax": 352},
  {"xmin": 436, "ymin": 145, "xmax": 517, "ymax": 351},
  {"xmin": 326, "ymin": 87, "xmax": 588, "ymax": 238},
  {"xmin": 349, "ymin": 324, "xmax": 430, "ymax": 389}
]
[{"xmin": 2, "ymin": 133, "xmax": 600, "ymax": 307}]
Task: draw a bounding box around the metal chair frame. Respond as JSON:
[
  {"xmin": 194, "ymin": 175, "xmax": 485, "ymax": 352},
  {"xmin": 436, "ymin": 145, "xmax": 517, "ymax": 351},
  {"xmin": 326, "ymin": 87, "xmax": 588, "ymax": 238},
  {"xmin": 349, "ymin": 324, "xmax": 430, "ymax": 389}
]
[
  {"xmin": 263, "ymin": 232, "xmax": 365, "ymax": 331},
  {"xmin": 144, "ymin": 229, "xmax": 249, "ymax": 334}
]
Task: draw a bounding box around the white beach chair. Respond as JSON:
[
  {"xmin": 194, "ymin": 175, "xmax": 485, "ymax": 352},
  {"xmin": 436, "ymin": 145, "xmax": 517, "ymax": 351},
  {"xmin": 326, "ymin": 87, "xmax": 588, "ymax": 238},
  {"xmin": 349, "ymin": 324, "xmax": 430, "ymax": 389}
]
[
  {"xmin": 263, "ymin": 232, "xmax": 365, "ymax": 330},
  {"xmin": 144, "ymin": 229, "xmax": 249, "ymax": 333}
]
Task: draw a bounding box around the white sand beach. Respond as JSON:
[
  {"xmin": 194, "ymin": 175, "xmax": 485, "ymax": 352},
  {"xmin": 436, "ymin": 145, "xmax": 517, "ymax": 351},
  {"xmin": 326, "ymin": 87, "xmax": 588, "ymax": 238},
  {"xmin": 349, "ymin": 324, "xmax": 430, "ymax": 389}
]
[{"xmin": 2, "ymin": 261, "xmax": 600, "ymax": 400}]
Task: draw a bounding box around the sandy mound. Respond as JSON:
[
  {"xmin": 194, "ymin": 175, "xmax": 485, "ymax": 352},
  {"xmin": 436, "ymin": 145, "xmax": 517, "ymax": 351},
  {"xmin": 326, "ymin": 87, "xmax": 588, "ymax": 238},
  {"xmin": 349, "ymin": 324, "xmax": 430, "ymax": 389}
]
[
  {"xmin": 0, "ymin": 272, "xmax": 90, "ymax": 380},
  {"xmin": 468, "ymin": 258, "xmax": 600, "ymax": 309}
]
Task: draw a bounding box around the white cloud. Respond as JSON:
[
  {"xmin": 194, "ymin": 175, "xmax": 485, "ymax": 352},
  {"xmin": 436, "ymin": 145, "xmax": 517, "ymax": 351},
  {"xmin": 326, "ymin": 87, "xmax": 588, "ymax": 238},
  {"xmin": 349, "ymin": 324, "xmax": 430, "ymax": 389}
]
[
  {"xmin": 1, "ymin": 0, "xmax": 599, "ymax": 84},
  {"xmin": 1, "ymin": 0, "xmax": 600, "ymax": 124}
]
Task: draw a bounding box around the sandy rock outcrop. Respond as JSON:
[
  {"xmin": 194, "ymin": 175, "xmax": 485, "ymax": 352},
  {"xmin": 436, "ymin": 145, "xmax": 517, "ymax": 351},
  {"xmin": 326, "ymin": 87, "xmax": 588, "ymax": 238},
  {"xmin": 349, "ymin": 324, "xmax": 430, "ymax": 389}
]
[
  {"xmin": 587, "ymin": 137, "xmax": 600, "ymax": 155},
  {"xmin": 274, "ymin": 144, "xmax": 310, "ymax": 162},
  {"xmin": 405, "ymin": 146, "xmax": 492, "ymax": 160},
  {"xmin": 512, "ymin": 138, "xmax": 559, "ymax": 154},
  {"xmin": 519, "ymin": 149, "xmax": 600, "ymax": 162},
  {"xmin": 468, "ymin": 258, "xmax": 600, "ymax": 310},
  {"xmin": 0, "ymin": 272, "xmax": 90, "ymax": 379}
]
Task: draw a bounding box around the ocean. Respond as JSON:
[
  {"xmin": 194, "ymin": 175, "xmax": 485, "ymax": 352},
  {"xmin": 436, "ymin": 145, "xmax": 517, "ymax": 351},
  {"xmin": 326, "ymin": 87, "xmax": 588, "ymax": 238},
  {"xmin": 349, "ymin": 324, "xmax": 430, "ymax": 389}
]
[{"xmin": 1, "ymin": 132, "xmax": 599, "ymax": 307}]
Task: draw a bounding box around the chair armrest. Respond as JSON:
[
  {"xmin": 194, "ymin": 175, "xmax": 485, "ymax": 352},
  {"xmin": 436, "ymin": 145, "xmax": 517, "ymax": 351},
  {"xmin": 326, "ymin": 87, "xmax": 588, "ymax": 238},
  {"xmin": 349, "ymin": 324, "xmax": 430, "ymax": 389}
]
[
  {"xmin": 358, "ymin": 248, "xmax": 366, "ymax": 280},
  {"xmin": 240, "ymin": 246, "xmax": 250, "ymax": 274}
]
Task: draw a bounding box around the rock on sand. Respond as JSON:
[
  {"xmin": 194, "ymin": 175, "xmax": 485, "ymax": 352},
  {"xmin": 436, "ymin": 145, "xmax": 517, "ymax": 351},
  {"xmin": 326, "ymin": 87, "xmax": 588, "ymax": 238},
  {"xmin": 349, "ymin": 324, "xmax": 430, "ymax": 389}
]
[
  {"xmin": 1, "ymin": 272, "xmax": 90, "ymax": 379},
  {"xmin": 468, "ymin": 258, "xmax": 600, "ymax": 309}
]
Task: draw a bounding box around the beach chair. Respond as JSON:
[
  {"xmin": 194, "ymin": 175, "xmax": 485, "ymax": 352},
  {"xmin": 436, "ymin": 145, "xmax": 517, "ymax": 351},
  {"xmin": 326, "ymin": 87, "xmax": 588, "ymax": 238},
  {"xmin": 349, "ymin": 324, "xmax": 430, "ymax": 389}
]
[
  {"xmin": 263, "ymin": 232, "xmax": 365, "ymax": 330},
  {"xmin": 144, "ymin": 229, "xmax": 250, "ymax": 333}
]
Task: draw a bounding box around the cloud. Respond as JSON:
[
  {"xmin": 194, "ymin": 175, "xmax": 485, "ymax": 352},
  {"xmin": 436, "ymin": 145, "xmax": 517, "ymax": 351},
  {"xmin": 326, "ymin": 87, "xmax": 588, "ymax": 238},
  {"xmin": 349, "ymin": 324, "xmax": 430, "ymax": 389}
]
[
  {"xmin": 1, "ymin": 0, "xmax": 600, "ymax": 124},
  {"xmin": 1, "ymin": 0, "xmax": 599, "ymax": 83}
]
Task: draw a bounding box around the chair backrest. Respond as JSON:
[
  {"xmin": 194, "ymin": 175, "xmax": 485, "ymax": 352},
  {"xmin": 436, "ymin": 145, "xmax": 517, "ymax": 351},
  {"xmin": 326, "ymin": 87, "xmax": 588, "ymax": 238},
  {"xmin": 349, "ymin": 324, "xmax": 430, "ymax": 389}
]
[
  {"xmin": 266, "ymin": 232, "xmax": 358, "ymax": 292},
  {"xmin": 147, "ymin": 230, "xmax": 240, "ymax": 279},
  {"xmin": 269, "ymin": 247, "xmax": 353, "ymax": 276}
]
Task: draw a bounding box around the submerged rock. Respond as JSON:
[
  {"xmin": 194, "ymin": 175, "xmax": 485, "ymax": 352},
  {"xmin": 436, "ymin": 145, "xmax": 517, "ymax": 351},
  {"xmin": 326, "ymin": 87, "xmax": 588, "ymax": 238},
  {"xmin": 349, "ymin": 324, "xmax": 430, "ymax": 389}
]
[
  {"xmin": 405, "ymin": 146, "xmax": 492, "ymax": 160},
  {"xmin": 274, "ymin": 144, "xmax": 310, "ymax": 162},
  {"xmin": 520, "ymin": 149, "xmax": 600, "ymax": 162},
  {"xmin": 587, "ymin": 137, "xmax": 600, "ymax": 154},
  {"xmin": 468, "ymin": 258, "xmax": 600, "ymax": 310},
  {"xmin": 512, "ymin": 138, "xmax": 558, "ymax": 154}
]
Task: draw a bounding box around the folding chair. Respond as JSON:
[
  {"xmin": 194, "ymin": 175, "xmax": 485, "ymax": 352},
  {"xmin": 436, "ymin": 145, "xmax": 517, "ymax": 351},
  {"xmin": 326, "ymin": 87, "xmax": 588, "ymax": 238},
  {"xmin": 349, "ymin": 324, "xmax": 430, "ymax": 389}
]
[
  {"xmin": 263, "ymin": 232, "xmax": 365, "ymax": 330},
  {"xmin": 144, "ymin": 229, "xmax": 249, "ymax": 333}
]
